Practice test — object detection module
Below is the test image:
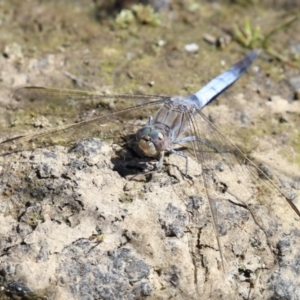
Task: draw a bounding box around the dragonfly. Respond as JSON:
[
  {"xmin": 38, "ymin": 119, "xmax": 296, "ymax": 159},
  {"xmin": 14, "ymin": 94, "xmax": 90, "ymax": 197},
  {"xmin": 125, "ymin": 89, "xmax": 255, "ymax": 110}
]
[{"xmin": 1, "ymin": 50, "xmax": 299, "ymax": 297}]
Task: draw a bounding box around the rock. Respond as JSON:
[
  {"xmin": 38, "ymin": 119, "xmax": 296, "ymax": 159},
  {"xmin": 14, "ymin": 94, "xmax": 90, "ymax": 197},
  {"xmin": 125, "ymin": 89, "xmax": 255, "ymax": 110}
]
[{"xmin": 1, "ymin": 137, "xmax": 300, "ymax": 299}]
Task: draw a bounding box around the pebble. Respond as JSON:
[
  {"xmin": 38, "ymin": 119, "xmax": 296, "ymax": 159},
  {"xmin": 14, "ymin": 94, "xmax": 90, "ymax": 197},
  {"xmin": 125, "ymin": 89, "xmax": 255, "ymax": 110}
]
[{"xmin": 184, "ymin": 43, "xmax": 199, "ymax": 53}]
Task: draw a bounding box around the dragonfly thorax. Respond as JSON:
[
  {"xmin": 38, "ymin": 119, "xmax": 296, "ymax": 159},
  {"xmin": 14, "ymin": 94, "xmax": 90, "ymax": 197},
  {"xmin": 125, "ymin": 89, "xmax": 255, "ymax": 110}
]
[{"xmin": 136, "ymin": 126, "xmax": 168, "ymax": 157}]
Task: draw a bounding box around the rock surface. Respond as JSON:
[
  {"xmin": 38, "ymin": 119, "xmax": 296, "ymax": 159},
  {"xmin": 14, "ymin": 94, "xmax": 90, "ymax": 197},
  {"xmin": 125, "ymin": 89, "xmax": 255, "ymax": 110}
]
[{"xmin": 1, "ymin": 134, "xmax": 300, "ymax": 299}]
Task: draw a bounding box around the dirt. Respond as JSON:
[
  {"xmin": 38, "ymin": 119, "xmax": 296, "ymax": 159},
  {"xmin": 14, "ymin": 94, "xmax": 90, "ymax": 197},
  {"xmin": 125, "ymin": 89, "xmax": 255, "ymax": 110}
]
[{"xmin": 0, "ymin": 1, "xmax": 300, "ymax": 300}]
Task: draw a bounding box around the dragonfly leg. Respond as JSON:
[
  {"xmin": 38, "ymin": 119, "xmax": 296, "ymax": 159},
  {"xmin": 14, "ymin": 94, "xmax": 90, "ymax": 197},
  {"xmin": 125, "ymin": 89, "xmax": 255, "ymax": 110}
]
[
  {"xmin": 129, "ymin": 151, "xmax": 165, "ymax": 181},
  {"xmin": 147, "ymin": 116, "xmax": 153, "ymax": 125},
  {"xmin": 156, "ymin": 151, "xmax": 165, "ymax": 171},
  {"xmin": 174, "ymin": 136, "xmax": 219, "ymax": 153},
  {"xmin": 131, "ymin": 149, "xmax": 189, "ymax": 180}
]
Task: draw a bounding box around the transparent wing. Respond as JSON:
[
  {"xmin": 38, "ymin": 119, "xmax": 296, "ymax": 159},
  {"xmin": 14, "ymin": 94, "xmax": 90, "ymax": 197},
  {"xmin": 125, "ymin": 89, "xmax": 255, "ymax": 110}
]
[
  {"xmin": 183, "ymin": 109, "xmax": 300, "ymax": 272},
  {"xmin": 0, "ymin": 87, "xmax": 167, "ymax": 155}
]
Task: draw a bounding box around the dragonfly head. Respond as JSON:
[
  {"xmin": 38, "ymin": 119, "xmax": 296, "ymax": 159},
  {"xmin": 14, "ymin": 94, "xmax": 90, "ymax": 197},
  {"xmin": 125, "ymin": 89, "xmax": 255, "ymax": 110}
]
[{"xmin": 136, "ymin": 126, "xmax": 165, "ymax": 157}]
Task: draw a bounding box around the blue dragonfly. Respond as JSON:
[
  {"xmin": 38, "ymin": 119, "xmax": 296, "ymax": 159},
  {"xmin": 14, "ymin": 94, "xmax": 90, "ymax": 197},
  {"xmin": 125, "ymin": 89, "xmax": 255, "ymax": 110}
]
[{"xmin": 1, "ymin": 50, "xmax": 299, "ymax": 277}]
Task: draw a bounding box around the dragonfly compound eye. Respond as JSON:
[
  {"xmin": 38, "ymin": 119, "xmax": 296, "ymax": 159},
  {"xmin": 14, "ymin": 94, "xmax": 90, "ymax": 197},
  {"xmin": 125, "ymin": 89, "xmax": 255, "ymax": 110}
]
[
  {"xmin": 137, "ymin": 127, "xmax": 162, "ymax": 157},
  {"xmin": 136, "ymin": 126, "xmax": 151, "ymax": 141},
  {"xmin": 150, "ymin": 130, "xmax": 164, "ymax": 142}
]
